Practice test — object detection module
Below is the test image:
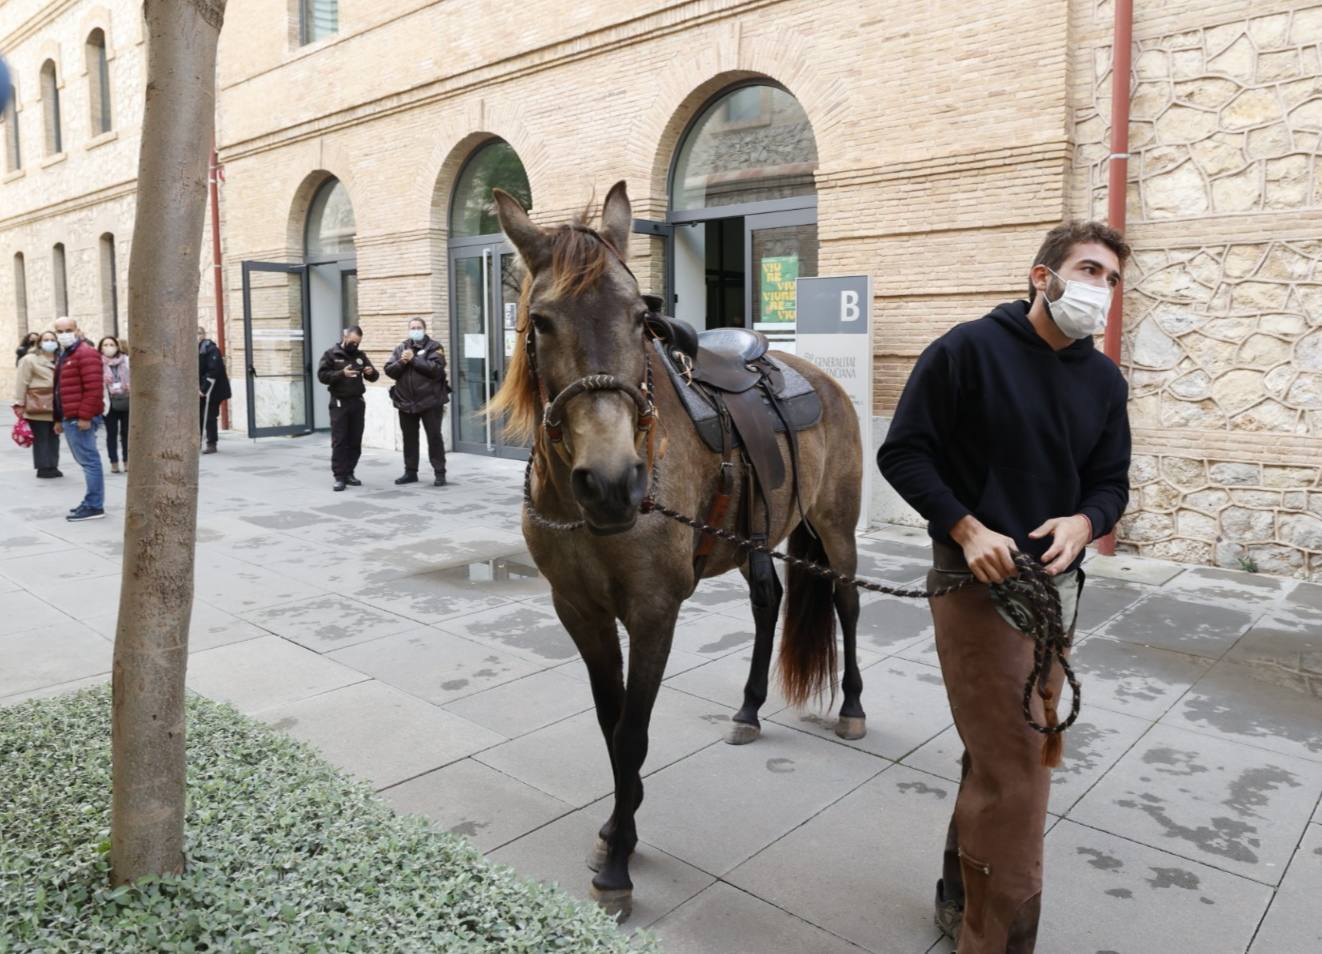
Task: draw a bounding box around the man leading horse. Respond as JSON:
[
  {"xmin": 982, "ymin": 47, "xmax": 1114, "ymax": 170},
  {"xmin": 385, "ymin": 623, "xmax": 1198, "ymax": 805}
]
[{"xmin": 879, "ymin": 221, "xmax": 1132, "ymax": 953}]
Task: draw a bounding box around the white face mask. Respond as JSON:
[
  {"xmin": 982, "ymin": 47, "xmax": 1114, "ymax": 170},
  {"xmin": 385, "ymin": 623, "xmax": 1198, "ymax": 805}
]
[
  {"xmin": 408, "ymin": 328, "xmax": 425, "ymax": 343},
  {"xmin": 1044, "ymin": 268, "xmax": 1112, "ymax": 339},
  {"xmin": 56, "ymin": 332, "xmax": 77, "ymax": 349},
  {"xmin": 40, "ymin": 340, "xmax": 58, "ymax": 353},
  {"xmin": 102, "ymin": 346, "xmax": 118, "ymax": 357}
]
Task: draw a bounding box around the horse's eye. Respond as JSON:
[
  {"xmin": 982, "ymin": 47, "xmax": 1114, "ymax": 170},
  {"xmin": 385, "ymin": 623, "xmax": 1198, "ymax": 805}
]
[{"xmin": 530, "ymin": 313, "xmax": 551, "ymax": 333}]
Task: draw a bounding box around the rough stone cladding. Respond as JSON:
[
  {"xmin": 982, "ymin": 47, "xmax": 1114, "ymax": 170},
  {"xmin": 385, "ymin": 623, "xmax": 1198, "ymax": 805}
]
[{"xmin": 1072, "ymin": 0, "xmax": 1322, "ymax": 580}]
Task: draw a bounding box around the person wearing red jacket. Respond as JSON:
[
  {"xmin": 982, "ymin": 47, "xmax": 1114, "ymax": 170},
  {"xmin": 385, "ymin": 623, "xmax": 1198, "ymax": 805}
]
[{"xmin": 53, "ymin": 317, "xmax": 106, "ymax": 521}]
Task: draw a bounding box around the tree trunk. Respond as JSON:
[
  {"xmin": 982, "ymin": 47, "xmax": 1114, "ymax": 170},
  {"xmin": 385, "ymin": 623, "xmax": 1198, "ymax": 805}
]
[{"xmin": 111, "ymin": 0, "xmax": 227, "ymax": 886}]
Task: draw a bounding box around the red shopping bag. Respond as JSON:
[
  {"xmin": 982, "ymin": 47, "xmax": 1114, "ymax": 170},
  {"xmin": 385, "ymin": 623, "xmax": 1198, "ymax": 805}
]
[{"xmin": 11, "ymin": 416, "xmax": 33, "ymax": 448}]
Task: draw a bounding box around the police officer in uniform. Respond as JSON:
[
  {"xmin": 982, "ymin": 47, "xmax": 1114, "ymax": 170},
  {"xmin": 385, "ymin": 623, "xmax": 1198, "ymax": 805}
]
[{"xmin": 317, "ymin": 325, "xmax": 380, "ymax": 491}]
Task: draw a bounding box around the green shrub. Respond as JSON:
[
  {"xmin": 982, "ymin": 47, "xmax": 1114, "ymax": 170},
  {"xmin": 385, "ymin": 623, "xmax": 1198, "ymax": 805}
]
[{"xmin": 0, "ymin": 687, "xmax": 654, "ymax": 953}]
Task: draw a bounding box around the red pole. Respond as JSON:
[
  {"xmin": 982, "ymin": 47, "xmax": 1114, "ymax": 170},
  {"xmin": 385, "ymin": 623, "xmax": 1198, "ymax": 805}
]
[
  {"xmin": 208, "ymin": 144, "xmax": 229, "ymax": 430},
  {"xmin": 1098, "ymin": 0, "xmax": 1133, "ymax": 557}
]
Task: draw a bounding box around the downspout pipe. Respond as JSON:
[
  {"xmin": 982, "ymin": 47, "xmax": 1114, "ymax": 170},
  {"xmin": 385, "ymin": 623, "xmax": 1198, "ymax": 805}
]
[
  {"xmin": 209, "ymin": 143, "xmax": 229, "ymax": 431},
  {"xmin": 1099, "ymin": 0, "xmax": 1133, "ymax": 557}
]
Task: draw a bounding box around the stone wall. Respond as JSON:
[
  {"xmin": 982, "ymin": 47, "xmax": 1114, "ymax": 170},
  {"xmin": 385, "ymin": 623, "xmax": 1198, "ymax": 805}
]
[{"xmin": 1073, "ymin": 0, "xmax": 1322, "ymax": 580}]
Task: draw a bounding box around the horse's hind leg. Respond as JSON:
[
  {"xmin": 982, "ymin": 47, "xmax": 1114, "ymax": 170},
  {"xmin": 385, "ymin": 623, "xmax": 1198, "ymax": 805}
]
[
  {"xmin": 820, "ymin": 524, "xmax": 866, "ymax": 740},
  {"xmin": 727, "ymin": 549, "xmax": 782, "ymax": 745}
]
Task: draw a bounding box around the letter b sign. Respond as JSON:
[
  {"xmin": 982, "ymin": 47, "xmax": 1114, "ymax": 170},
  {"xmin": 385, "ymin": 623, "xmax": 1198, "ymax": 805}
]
[{"xmin": 840, "ymin": 289, "xmax": 860, "ymax": 323}]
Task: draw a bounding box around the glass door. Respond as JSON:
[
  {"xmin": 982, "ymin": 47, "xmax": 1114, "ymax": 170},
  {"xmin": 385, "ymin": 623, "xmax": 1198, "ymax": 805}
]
[
  {"xmin": 449, "ymin": 241, "xmax": 528, "ymax": 459},
  {"xmin": 241, "ymin": 261, "xmax": 313, "ymax": 437},
  {"xmin": 745, "ymin": 208, "xmax": 818, "ymax": 348}
]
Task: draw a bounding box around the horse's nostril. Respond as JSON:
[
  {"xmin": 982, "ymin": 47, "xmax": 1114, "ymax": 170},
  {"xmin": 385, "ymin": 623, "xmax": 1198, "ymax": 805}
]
[{"xmin": 571, "ymin": 468, "xmax": 604, "ymax": 505}]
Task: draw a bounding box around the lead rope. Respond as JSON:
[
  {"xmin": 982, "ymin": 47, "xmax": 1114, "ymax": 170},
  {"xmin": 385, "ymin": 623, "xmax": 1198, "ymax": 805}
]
[{"xmin": 522, "ymin": 455, "xmax": 1080, "ymax": 763}]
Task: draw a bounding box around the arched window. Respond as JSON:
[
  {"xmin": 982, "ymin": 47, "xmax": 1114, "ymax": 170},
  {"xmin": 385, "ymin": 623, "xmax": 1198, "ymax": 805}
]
[
  {"xmin": 449, "ymin": 139, "xmax": 532, "ymax": 238},
  {"xmin": 665, "ymin": 83, "xmax": 819, "ymax": 334},
  {"xmin": 39, "ymin": 60, "xmax": 62, "ymax": 155},
  {"xmin": 671, "ymin": 84, "xmax": 818, "ymax": 211},
  {"xmin": 304, "ymin": 177, "xmax": 356, "ymax": 259},
  {"xmin": 52, "ymin": 242, "xmax": 68, "ymax": 316},
  {"xmin": 100, "ymin": 233, "xmax": 119, "ymax": 335},
  {"xmin": 2, "ymin": 83, "xmax": 20, "ymax": 172},
  {"xmin": 13, "ymin": 253, "xmax": 28, "ymax": 332},
  {"xmin": 86, "ymin": 30, "xmax": 112, "ymax": 135}
]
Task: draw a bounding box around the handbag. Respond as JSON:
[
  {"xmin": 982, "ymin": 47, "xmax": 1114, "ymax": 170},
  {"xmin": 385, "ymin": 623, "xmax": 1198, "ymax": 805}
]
[
  {"xmin": 11, "ymin": 417, "xmax": 33, "ymax": 448},
  {"xmin": 23, "ymin": 386, "xmax": 54, "ymax": 416},
  {"xmin": 110, "ymin": 393, "xmax": 130, "ymax": 413}
]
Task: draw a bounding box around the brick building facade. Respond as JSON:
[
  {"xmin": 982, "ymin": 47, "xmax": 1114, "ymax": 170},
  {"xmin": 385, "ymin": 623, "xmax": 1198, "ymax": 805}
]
[{"xmin": 2, "ymin": 0, "xmax": 1320, "ymax": 578}]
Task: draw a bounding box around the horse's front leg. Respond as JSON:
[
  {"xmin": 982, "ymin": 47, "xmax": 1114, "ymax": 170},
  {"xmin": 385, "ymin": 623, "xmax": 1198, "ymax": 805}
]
[
  {"xmin": 589, "ymin": 601, "xmax": 679, "ymax": 920},
  {"xmin": 728, "ymin": 550, "xmax": 783, "ymax": 744}
]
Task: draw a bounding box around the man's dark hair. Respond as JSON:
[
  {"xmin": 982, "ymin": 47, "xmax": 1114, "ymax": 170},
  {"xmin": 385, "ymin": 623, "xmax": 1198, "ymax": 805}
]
[
  {"xmin": 1028, "ymin": 221, "xmax": 1132, "ymax": 302},
  {"xmin": 344, "ymin": 325, "xmax": 363, "ymax": 337},
  {"xmin": 409, "ymin": 318, "xmax": 426, "ymax": 329}
]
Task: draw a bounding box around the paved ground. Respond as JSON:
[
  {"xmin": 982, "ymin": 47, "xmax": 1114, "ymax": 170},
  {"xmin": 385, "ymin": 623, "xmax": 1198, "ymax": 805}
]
[{"xmin": 2, "ymin": 425, "xmax": 1319, "ymax": 954}]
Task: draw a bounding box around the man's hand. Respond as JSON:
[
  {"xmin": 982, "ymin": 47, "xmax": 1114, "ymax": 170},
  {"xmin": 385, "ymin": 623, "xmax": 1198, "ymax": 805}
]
[
  {"xmin": 77, "ymin": 418, "xmax": 91, "ymax": 432},
  {"xmin": 1029, "ymin": 515, "xmax": 1092, "ymax": 575},
  {"xmin": 950, "ymin": 515, "xmax": 1018, "ymax": 584},
  {"xmin": 401, "ymin": 349, "xmax": 414, "ymax": 363},
  {"xmin": 343, "ymin": 367, "xmax": 359, "ymax": 378}
]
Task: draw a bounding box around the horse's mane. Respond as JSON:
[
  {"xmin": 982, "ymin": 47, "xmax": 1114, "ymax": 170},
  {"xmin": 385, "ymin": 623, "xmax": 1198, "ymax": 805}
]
[{"xmin": 486, "ymin": 205, "xmax": 623, "ymax": 456}]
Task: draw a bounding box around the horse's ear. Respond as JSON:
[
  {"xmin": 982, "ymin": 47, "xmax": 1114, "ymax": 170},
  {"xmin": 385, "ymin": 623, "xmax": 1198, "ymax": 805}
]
[
  {"xmin": 493, "ymin": 188, "xmax": 550, "ymax": 273},
  {"xmin": 600, "ymin": 180, "xmax": 631, "ymax": 259}
]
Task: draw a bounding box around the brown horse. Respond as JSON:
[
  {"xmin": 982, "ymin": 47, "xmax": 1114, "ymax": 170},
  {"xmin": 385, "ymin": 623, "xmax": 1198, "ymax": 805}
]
[{"xmin": 489, "ymin": 181, "xmax": 865, "ymax": 917}]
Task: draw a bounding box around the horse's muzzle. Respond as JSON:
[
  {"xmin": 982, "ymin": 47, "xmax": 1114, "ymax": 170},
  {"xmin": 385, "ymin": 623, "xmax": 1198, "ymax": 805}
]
[{"xmin": 572, "ymin": 462, "xmax": 646, "ymax": 533}]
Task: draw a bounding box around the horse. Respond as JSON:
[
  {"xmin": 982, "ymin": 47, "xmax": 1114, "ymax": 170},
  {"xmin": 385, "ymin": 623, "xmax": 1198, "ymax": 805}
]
[{"xmin": 487, "ymin": 180, "xmax": 866, "ymax": 917}]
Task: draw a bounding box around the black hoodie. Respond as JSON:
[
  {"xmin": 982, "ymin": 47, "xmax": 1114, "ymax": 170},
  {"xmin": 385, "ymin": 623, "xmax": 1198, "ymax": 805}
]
[{"xmin": 877, "ymin": 300, "xmax": 1130, "ymax": 569}]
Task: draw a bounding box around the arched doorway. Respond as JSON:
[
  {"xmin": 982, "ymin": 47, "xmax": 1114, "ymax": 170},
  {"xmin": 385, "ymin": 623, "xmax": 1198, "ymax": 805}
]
[
  {"xmin": 447, "ymin": 139, "xmax": 531, "ymax": 458},
  {"xmin": 240, "ymin": 174, "xmax": 357, "ymax": 438},
  {"xmin": 652, "ymin": 82, "xmax": 819, "ymax": 346},
  {"xmin": 304, "ymin": 177, "xmax": 358, "ymax": 430}
]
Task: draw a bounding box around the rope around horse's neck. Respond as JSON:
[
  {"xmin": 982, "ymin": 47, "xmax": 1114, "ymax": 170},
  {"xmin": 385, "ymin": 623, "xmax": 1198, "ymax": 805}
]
[{"xmin": 521, "ymin": 455, "xmax": 1079, "ymax": 743}]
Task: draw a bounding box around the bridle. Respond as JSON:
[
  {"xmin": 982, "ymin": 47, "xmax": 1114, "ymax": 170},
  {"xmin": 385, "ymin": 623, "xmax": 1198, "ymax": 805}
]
[{"xmin": 521, "ymin": 226, "xmax": 662, "ymax": 489}]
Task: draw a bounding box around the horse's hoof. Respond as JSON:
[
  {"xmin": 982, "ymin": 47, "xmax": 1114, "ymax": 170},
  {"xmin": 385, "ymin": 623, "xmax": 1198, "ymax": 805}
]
[
  {"xmin": 586, "ymin": 836, "xmax": 608, "ymax": 873},
  {"xmin": 834, "ymin": 716, "xmax": 867, "ymax": 741},
  {"xmin": 589, "ymin": 884, "xmax": 633, "ymax": 921},
  {"xmin": 725, "ymin": 721, "xmax": 761, "ymax": 745}
]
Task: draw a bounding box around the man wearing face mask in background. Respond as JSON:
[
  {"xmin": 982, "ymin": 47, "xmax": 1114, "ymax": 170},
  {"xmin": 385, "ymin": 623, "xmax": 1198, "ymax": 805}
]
[
  {"xmin": 198, "ymin": 325, "xmax": 232, "ymax": 454},
  {"xmin": 877, "ymin": 222, "xmax": 1132, "ymax": 954},
  {"xmin": 52, "ymin": 317, "xmax": 107, "ymax": 521},
  {"xmin": 317, "ymin": 325, "xmax": 380, "ymax": 491},
  {"xmin": 384, "ymin": 317, "xmax": 450, "ymax": 487}
]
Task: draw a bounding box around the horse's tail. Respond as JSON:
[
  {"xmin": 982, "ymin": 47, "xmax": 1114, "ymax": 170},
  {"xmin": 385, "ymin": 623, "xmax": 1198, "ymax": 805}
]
[{"xmin": 778, "ymin": 521, "xmax": 837, "ymax": 709}]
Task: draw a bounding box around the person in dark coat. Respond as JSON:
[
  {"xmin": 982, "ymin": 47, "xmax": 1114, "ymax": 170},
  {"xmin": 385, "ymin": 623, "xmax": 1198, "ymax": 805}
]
[
  {"xmin": 198, "ymin": 325, "xmax": 232, "ymax": 454},
  {"xmin": 16, "ymin": 331, "xmax": 40, "ymax": 366},
  {"xmin": 384, "ymin": 317, "xmax": 450, "ymax": 486},
  {"xmin": 53, "ymin": 317, "xmax": 106, "ymax": 521},
  {"xmin": 317, "ymin": 325, "xmax": 380, "ymax": 491}
]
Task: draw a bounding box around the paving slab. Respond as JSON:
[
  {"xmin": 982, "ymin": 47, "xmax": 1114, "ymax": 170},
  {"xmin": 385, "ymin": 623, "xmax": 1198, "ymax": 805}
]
[
  {"xmin": 192, "ymin": 551, "xmax": 330, "ymax": 613},
  {"xmin": 0, "ymin": 547, "xmax": 119, "ymax": 591},
  {"xmin": 1069, "ymin": 633, "xmax": 1216, "ymax": 720},
  {"xmin": 328, "ymin": 626, "xmax": 544, "ymax": 705},
  {"xmin": 7, "ymin": 589, "xmax": 77, "ymax": 635},
  {"xmin": 1162, "ymin": 565, "xmax": 1298, "ymax": 606},
  {"xmin": 770, "ymin": 655, "xmax": 951, "ymax": 761},
  {"xmin": 1094, "ymin": 593, "xmax": 1259, "ymax": 659},
  {"xmin": 726, "ymin": 764, "xmax": 947, "ymax": 953},
  {"xmin": 903, "ymin": 705, "xmax": 1155, "ymax": 815},
  {"xmin": 668, "ymin": 612, "xmax": 758, "ymax": 659},
  {"xmin": 186, "ymin": 635, "xmax": 367, "ymax": 714},
  {"xmin": 652, "ymin": 882, "xmax": 875, "ymax": 954},
  {"xmin": 1068, "ymin": 723, "xmax": 1322, "ymax": 884},
  {"xmin": 381, "ymin": 758, "xmax": 573, "ymax": 851},
  {"xmin": 354, "ymin": 572, "xmax": 514, "ymax": 627},
  {"xmin": 0, "ymin": 619, "xmax": 112, "ymax": 699},
  {"xmin": 488, "ymin": 805, "xmax": 715, "ymax": 932},
  {"xmin": 1247, "ymin": 822, "xmax": 1322, "ymax": 953},
  {"xmin": 83, "ymin": 599, "xmax": 268, "ymax": 653},
  {"xmin": 636, "ymin": 724, "xmax": 885, "ymax": 876},
  {"xmin": 853, "ymin": 594, "xmax": 937, "ymax": 655},
  {"xmin": 258, "ymin": 680, "xmax": 504, "ymax": 789},
  {"xmin": 1039, "ymin": 819, "xmax": 1273, "ymax": 954},
  {"xmin": 0, "ymin": 528, "xmax": 76, "ymax": 559},
  {"xmin": 240, "ymin": 594, "xmax": 420, "ymax": 653},
  {"xmin": 474, "ymin": 686, "xmax": 727, "ymax": 806},
  {"xmin": 1074, "ymin": 575, "xmax": 1153, "ymax": 633},
  {"xmin": 442, "ymin": 667, "xmax": 595, "ymax": 739},
  {"xmin": 435, "ymin": 600, "xmax": 580, "ymax": 663},
  {"xmin": 1086, "ymin": 553, "xmax": 1187, "ymax": 586}
]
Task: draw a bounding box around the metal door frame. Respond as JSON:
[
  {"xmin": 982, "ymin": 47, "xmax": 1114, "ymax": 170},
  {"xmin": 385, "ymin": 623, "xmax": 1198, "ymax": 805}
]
[
  {"xmin": 241, "ymin": 260, "xmax": 313, "ymax": 438},
  {"xmin": 744, "ymin": 207, "xmax": 817, "ymax": 331}
]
